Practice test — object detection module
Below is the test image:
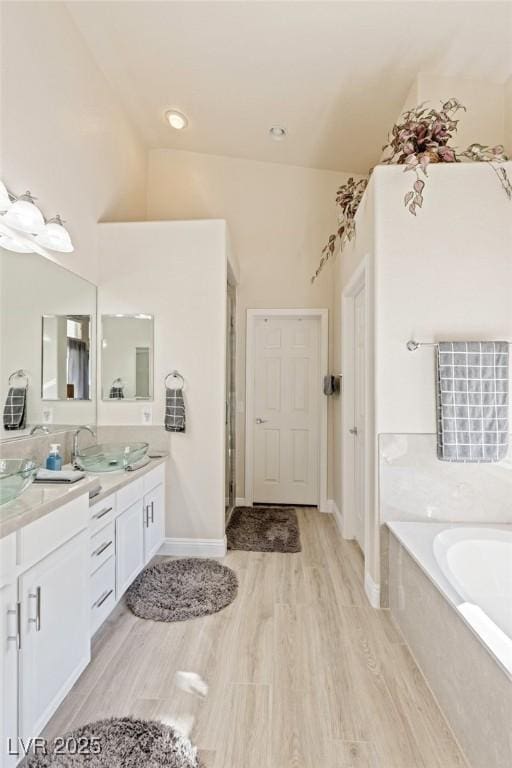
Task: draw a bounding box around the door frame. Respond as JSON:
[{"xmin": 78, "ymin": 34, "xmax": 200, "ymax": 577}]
[
  {"xmin": 245, "ymin": 308, "xmax": 329, "ymax": 512},
  {"xmin": 341, "ymin": 259, "xmax": 370, "ymax": 555}
]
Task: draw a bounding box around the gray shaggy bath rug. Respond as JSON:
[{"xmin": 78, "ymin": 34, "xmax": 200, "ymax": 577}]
[
  {"xmin": 126, "ymin": 558, "xmax": 238, "ymax": 622},
  {"xmin": 21, "ymin": 717, "xmax": 203, "ymax": 767},
  {"xmin": 227, "ymin": 506, "xmax": 301, "ymax": 552}
]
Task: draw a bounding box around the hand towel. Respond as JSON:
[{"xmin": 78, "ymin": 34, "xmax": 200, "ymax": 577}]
[
  {"xmin": 34, "ymin": 469, "xmax": 86, "ymax": 484},
  {"xmin": 126, "ymin": 456, "xmax": 151, "ymax": 472},
  {"xmin": 165, "ymin": 387, "xmax": 186, "ymax": 432},
  {"xmin": 109, "ymin": 385, "xmax": 124, "ymax": 399},
  {"xmin": 437, "ymin": 341, "xmax": 509, "ymax": 462},
  {"xmin": 3, "ymin": 386, "xmax": 27, "ymax": 430}
]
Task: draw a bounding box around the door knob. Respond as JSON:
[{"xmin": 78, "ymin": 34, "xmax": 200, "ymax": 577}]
[
  {"xmin": 255, "ymin": 418, "xmax": 268, "ymax": 424},
  {"xmin": 349, "ymin": 427, "xmax": 358, "ymax": 435}
]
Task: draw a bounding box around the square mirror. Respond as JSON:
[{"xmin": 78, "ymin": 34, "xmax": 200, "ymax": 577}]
[
  {"xmin": 101, "ymin": 314, "xmax": 154, "ymax": 401},
  {"xmin": 42, "ymin": 315, "xmax": 92, "ymax": 400}
]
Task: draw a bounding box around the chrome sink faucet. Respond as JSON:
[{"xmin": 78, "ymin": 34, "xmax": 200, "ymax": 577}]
[
  {"xmin": 72, "ymin": 426, "xmax": 96, "ymax": 466},
  {"xmin": 30, "ymin": 424, "xmax": 50, "ymax": 436}
]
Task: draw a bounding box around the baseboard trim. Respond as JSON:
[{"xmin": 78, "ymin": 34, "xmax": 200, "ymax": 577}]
[
  {"xmin": 235, "ymin": 497, "xmax": 249, "ymax": 507},
  {"xmin": 364, "ymin": 571, "xmax": 381, "ymax": 609},
  {"xmin": 159, "ymin": 536, "xmax": 227, "ymax": 558},
  {"xmin": 319, "ymin": 497, "xmax": 331, "ymax": 513},
  {"xmin": 330, "ymin": 499, "xmax": 344, "ymax": 535}
]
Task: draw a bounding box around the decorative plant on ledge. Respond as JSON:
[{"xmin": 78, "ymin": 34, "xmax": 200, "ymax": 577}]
[
  {"xmin": 381, "ymin": 99, "xmax": 511, "ymax": 214},
  {"xmin": 312, "ymin": 98, "xmax": 511, "ymax": 283},
  {"xmin": 311, "ymin": 176, "xmax": 368, "ymax": 283}
]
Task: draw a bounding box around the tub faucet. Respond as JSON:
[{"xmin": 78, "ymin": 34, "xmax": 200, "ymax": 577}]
[{"xmin": 72, "ymin": 425, "xmax": 96, "ymax": 466}]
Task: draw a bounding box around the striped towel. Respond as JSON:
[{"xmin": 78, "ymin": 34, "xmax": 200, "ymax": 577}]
[
  {"xmin": 3, "ymin": 386, "xmax": 27, "ymax": 430},
  {"xmin": 165, "ymin": 388, "xmax": 186, "ymax": 432},
  {"xmin": 436, "ymin": 341, "xmax": 509, "ymax": 463}
]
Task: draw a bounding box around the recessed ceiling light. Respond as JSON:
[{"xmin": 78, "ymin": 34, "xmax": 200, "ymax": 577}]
[
  {"xmin": 269, "ymin": 126, "xmax": 286, "ymax": 141},
  {"xmin": 165, "ymin": 110, "xmax": 188, "ymax": 130}
]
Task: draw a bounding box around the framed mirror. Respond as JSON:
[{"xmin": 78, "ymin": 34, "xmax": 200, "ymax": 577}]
[
  {"xmin": 42, "ymin": 315, "xmax": 92, "ymax": 400},
  {"xmin": 101, "ymin": 314, "xmax": 154, "ymax": 401}
]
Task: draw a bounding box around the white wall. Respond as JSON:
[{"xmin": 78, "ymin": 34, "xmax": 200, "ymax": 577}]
[
  {"xmin": 506, "ymin": 77, "xmax": 512, "ymax": 156},
  {"xmin": 374, "ymin": 162, "xmax": 512, "ymax": 434},
  {"xmin": 332, "ymin": 183, "xmax": 378, "ymax": 584},
  {"xmin": 333, "ymin": 162, "xmax": 512, "ymax": 590},
  {"xmin": 146, "ymin": 148, "xmax": 350, "ymax": 499},
  {"xmin": 0, "ymin": 1, "xmax": 147, "ymax": 284},
  {"xmin": 97, "ymin": 220, "xmax": 228, "ymax": 543}
]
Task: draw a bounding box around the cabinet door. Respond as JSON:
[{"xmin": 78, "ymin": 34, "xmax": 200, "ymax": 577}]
[
  {"xmin": 115, "ymin": 501, "xmax": 144, "ymax": 599},
  {"xmin": 0, "ymin": 581, "xmax": 18, "ymax": 768},
  {"xmin": 19, "ymin": 531, "xmax": 90, "ymax": 741},
  {"xmin": 143, "ymin": 484, "xmax": 165, "ymax": 562}
]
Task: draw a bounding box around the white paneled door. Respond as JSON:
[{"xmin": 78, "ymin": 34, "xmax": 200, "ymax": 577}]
[{"xmin": 253, "ymin": 315, "xmax": 320, "ymax": 505}]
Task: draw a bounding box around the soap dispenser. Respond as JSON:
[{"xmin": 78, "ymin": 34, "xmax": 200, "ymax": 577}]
[{"xmin": 46, "ymin": 443, "xmax": 63, "ymax": 471}]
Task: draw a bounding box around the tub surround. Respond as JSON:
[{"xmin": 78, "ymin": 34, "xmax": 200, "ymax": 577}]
[
  {"xmin": 389, "ymin": 528, "xmax": 512, "ymax": 768},
  {"xmin": 388, "ymin": 521, "xmax": 512, "ymax": 677},
  {"xmin": 380, "ymin": 434, "xmax": 512, "ymax": 524},
  {"xmin": 379, "ymin": 432, "xmax": 512, "ymax": 606}
]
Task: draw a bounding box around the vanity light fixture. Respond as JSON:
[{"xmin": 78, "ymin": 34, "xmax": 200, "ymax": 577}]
[
  {"xmin": 165, "ymin": 110, "xmax": 188, "ymax": 130},
  {"xmin": 269, "ymin": 126, "xmax": 286, "ymax": 141},
  {"xmin": 0, "ymin": 233, "xmax": 34, "ymax": 253},
  {"xmin": 0, "ymin": 181, "xmax": 11, "ymax": 213},
  {"xmin": 0, "ymin": 179, "xmax": 74, "ymax": 254},
  {"xmin": 3, "ymin": 191, "xmax": 45, "ymax": 234},
  {"xmin": 35, "ymin": 215, "xmax": 74, "ymax": 253}
]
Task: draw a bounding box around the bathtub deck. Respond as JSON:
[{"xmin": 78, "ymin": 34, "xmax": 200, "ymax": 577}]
[{"xmin": 43, "ymin": 508, "xmax": 468, "ymax": 768}]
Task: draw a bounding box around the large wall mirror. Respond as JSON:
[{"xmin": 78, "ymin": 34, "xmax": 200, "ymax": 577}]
[
  {"xmin": 0, "ymin": 249, "xmax": 97, "ymax": 441},
  {"xmin": 101, "ymin": 315, "xmax": 154, "ymax": 401}
]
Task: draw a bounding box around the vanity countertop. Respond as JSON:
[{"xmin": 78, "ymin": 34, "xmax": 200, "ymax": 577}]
[
  {"xmin": 0, "ymin": 455, "xmax": 168, "ymax": 540},
  {"xmin": 86, "ymin": 455, "xmax": 168, "ymax": 506}
]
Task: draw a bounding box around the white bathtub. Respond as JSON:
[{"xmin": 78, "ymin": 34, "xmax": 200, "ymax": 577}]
[{"xmin": 387, "ymin": 521, "xmax": 512, "ymax": 677}]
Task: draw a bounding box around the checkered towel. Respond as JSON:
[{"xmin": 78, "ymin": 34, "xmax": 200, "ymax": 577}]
[
  {"xmin": 165, "ymin": 388, "xmax": 186, "ymax": 432},
  {"xmin": 109, "ymin": 386, "xmax": 124, "ymax": 399},
  {"xmin": 3, "ymin": 386, "xmax": 28, "ymax": 430},
  {"xmin": 436, "ymin": 341, "xmax": 509, "ymax": 463}
]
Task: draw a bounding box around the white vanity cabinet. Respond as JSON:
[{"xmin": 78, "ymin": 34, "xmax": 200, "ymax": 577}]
[
  {"xmin": 143, "ymin": 471, "xmax": 165, "ymax": 561},
  {"xmin": 115, "ymin": 500, "xmax": 145, "ymax": 599},
  {"xmin": 0, "ymin": 535, "xmax": 18, "ymax": 768},
  {"xmin": 18, "ymin": 530, "xmax": 90, "ymax": 741},
  {"xmin": 90, "ymin": 462, "xmax": 166, "ymax": 621}
]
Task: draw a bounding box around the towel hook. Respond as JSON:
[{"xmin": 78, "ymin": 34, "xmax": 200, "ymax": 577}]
[
  {"xmin": 8, "ymin": 369, "xmax": 29, "ymax": 387},
  {"xmin": 165, "ymin": 370, "xmax": 185, "ymax": 390}
]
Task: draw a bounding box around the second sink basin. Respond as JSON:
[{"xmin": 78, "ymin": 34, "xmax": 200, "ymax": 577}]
[
  {"xmin": 0, "ymin": 458, "xmax": 38, "ymax": 505},
  {"xmin": 75, "ymin": 442, "xmax": 149, "ymax": 473}
]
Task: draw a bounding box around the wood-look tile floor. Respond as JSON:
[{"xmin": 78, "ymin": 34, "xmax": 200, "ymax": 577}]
[{"xmin": 44, "ymin": 509, "xmax": 469, "ymax": 768}]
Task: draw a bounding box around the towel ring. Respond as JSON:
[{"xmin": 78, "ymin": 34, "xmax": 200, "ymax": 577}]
[
  {"xmin": 112, "ymin": 377, "xmax": 124, "ymax": 387},
  {"xmin": 165, "ymin": 371, "xmax": 185, "ymax": 390},
  {"xmin": 8, "ymin": 369, "xmax": 29, "ymax": 387}
]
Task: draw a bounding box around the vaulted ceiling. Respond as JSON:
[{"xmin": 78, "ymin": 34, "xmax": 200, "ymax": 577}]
[{"xmin": 67, "ymin": 1, "xmax": 512, "ymax": 173}]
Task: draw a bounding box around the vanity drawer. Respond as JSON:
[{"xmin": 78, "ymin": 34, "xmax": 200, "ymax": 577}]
[
  {"xmin": 90, "ymin": 521, "xmax": 115, "ymax": 573},
  {"xmin": 89, "ymin": 494, "xmax": 116, "ymax": 534},
  {"xmin": 116, "ymin": 478, "xmax": 144, "ymax": 513},
  {"xmin": 17, "ymin": 494, "xmax": 89, "ymax": 568},
  {"xmin": 90, "ymin": 556, "xmax": 116, "ymax": 635},
  {"xmin": 143, "ymin": 464, "xmax": 165, "ymax": 494}
]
